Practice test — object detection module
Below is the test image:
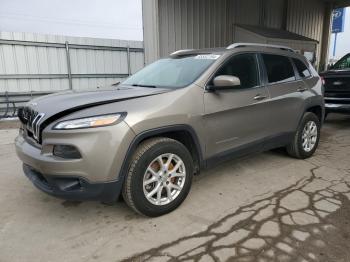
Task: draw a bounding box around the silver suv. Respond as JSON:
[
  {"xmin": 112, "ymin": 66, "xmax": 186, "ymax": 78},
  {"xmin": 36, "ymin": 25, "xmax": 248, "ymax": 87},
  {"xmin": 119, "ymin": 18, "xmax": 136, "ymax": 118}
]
[{"xmin": 15, "ymin": 43, "xmax": 324, "ymax": 216}]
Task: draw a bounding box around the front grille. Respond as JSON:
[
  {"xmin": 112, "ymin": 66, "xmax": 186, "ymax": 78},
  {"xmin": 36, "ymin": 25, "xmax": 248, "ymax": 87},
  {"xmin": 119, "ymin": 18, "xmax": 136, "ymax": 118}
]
[
  {"xmin": 18, "ymin": 106, "xmax": 45, "ymax": 143},
  {"xmin": 324, "ymin": 91, "xmax": 350, "ymax": 99},
  {"xmin": 324, "ymin": 77, "xmax": 350, "ymax": 87},
  {"xmin": 324, "ymin": 77, "xmax": 350, "ymax": 97},
  {"xmin": 324, "ymin": 76, "xmax": 350, "ymax": 105}
]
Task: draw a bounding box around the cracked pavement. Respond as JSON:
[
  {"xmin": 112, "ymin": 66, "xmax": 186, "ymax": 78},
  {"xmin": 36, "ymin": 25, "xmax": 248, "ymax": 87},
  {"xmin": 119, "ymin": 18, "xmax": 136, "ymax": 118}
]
[{"xmin": 0, "ymin": 114, "xmax": 350, "ymax": 262}]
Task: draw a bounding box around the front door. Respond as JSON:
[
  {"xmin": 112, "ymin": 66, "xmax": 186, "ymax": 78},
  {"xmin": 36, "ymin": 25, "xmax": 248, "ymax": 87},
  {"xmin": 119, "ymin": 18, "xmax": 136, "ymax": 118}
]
[{"xmin": 203, "ymin": 53, "xmax": 271, "ymax": 159}]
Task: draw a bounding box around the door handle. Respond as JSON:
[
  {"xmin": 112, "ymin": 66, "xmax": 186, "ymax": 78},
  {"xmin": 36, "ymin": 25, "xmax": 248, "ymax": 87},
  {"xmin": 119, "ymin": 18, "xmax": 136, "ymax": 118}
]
[
  {"xmin": 253, "ymin": 94, "xmax": 267, "ymax": 101},
  {"xmin": 297, "ymin": 87, "xmax": 307, "ymax": 92}
]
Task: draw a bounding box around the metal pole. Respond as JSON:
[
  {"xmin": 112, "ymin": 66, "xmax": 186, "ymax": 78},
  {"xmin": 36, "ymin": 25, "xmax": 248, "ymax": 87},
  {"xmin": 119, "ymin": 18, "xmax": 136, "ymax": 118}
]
[
  {"xmin": 65, "ymin": 41, "xmax": 73, "ymax": 89},
  {"xmin": 332, "ymin": 33, "xmax": 337, "ymax": 58},
  {"xmin": 127, "ymin": 45, "xmax": 131, "ymax": 76},
  {"xmin": 319, "ymin": 2, "xmax": 333, "ymax": 71}
]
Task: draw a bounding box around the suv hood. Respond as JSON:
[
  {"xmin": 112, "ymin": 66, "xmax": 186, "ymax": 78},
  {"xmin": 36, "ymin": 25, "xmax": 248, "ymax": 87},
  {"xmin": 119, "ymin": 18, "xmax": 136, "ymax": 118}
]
[
  {"xmin": 18, "ymin": 85, "xmax": 171, "ymax": 143},
  {"xmin": 24, "ymin": 86, "xmax": 170, "ymax": 119}
]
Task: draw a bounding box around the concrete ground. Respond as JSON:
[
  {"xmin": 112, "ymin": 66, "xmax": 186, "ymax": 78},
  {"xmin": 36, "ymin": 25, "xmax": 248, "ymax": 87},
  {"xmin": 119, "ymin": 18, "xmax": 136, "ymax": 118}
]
[{"xmin": 0, "ymin": 114, "xmax": 350, "ymax": 262}]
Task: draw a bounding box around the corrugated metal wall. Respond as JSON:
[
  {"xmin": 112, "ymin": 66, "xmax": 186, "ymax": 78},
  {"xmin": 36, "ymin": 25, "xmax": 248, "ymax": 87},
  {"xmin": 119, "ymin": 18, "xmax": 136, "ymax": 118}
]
[
  {"xmin": 156, "ymin": 0, "xmax": 288, "ymax": 58},
  {"xmin": 234, "ymin": 0, "xmax": 261, "ymax": 26},
  {"xmin": 143, "ymin": 0, "xmax": 328, "ymax": 68},
  {"xmin": 264, "ymin": 0, "xmax": 285, "ymax": 29},
  {"xmin": 142, "ymin": 0, "xmax": 160, "ymax": 65},
  {"xmin": 156, "ymin": 0, "xmax": 264, "ymax": 57},
  {"xmin": 286, "ymin": 0, "xmax": 325, "ymax": 67},
  {"xmin": 158, "ymin": 0, "xmax": 230, "ymax": 57},
  {"xmin": 0, "ymin": 32, "xmax": 144, "ymax": 92}
]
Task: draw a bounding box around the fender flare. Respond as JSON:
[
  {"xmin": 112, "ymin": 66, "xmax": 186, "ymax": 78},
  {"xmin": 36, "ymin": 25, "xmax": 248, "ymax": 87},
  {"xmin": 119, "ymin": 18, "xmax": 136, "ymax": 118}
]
[{"xmin": 117, "ymin": 124, "xmax": 204, "ymax": 183}]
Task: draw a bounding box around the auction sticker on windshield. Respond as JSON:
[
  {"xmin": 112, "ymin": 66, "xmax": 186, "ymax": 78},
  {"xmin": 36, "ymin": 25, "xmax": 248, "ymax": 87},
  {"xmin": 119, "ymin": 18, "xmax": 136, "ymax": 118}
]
[{"xmin": 194, "ymin": 54, "xmax": 220, "ymax": 60}]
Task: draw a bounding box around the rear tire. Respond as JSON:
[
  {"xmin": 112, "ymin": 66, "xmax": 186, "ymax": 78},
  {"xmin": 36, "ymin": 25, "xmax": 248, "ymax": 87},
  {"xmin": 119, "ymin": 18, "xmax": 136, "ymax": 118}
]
[
  {"xmin": 122, "ymin": 137, "xmax": 194, "ymax": 217},
  {"xmin": 286, "ymin": 112, "xmax": 320, "ymax": 159}
]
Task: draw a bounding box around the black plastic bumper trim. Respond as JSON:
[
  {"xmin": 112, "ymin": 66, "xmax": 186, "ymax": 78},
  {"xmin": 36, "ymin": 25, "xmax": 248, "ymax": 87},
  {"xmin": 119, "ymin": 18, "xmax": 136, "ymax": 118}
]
[
  {"xmin": 23, "ymin": 164, "xmax": 122, "ymax": 202},
  {"xmin": 325, "ymin": 103, "xmax": 350, "ymax": 113}
]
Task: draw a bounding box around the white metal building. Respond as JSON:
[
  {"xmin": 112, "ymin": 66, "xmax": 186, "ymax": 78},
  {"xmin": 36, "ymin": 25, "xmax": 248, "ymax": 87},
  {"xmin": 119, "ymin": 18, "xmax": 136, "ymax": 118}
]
[
  {"xmin": 0, "ymin": 32, "xmax": 144, "ymax": 93},
  {"xmin": 0, "ymin": 32, "xmax": 144, "ymax": 117},
  {"xmin": 142, "ymin": 0, "xmax": 350, "ymax": 70}
]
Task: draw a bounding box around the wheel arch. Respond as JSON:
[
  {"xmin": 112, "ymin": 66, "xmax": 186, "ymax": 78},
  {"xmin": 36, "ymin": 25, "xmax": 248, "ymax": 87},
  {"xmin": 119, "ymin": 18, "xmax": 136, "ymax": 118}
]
[
  {"xmin": 118, "ymin": 125, "xmax": 204, "ymax": 184},
  {"xmin": 305, "ymin": 105, "xmax": 324, "ymax": 124}
]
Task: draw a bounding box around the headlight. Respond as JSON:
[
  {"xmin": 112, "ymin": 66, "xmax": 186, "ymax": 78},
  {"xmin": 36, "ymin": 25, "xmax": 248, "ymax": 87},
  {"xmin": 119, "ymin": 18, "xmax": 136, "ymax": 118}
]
[{"xmin": 53, "ymin": 113, "xmax": 124, "ymax": 130}]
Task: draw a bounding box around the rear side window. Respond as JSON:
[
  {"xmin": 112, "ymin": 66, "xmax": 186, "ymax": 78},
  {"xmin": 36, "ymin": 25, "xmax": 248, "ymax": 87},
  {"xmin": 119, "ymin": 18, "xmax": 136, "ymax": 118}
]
[
  {"xmin": 293, "ymin": 58, "xmax": 311, "ymax": 78},
  {"xmin": 262, "ymin": 54, "xmax": 296, "ymax": 84},
  {"xmin": 214, "ymin": 53, "xmax": 259, "ymax": 88}
]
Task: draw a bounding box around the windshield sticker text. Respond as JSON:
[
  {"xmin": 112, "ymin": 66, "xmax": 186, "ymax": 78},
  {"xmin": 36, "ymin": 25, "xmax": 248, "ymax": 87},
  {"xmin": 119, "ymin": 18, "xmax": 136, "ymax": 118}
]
[{"xmin": 194, "ymin": 54, "xmax": 220, "ymax": 60}]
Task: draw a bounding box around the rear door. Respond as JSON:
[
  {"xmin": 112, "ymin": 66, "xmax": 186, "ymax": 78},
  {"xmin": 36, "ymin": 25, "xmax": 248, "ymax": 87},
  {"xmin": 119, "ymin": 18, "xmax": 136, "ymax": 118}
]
[
  {"xmin": 203, "ymin": 53, "xmax": 271, "ymax": 159},
  {"xmin": 259, "ymin": 53, "xmax": 306, "ymax": 143}
]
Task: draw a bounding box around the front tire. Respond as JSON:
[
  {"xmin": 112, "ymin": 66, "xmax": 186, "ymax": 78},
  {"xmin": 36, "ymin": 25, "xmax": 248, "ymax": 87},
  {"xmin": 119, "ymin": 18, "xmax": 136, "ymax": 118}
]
[
  {"xmin": 286, "ymin": 112, "xmax": 321, "ymax": 159},
  {"xmin": 122, "ymin": 137, "xmax": 194, "ymax": 217}
]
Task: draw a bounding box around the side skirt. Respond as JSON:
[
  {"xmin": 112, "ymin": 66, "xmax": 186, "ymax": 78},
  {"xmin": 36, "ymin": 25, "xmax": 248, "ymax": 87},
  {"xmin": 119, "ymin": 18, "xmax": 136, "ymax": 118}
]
[{"xmin": 204, "ymin": 132, "xmax": 294, "ymax": 169}]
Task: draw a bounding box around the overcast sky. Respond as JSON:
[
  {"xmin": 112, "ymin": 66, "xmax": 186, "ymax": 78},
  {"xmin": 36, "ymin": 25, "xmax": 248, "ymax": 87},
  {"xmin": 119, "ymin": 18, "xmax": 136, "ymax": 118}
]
[{"xmin": 0, "ymin": 0, "xmax": 143, "ymax": 40}]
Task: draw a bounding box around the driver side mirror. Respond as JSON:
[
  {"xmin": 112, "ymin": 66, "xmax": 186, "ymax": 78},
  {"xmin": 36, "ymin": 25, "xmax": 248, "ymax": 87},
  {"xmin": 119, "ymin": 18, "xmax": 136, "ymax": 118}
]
[{"xmin": 208, "ymin": 75, "xmax": 241, "ymax": 91}]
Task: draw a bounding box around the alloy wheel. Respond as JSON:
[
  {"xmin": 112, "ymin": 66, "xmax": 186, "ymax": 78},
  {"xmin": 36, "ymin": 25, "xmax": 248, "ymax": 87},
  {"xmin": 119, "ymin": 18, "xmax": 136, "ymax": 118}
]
[
  {"xmin": 302, "ymin": 120, "xmax": 318, "ymax": 152},
  {"xmin": 143, "ymin": 153, "xmax": 186, "ymax": 206}
]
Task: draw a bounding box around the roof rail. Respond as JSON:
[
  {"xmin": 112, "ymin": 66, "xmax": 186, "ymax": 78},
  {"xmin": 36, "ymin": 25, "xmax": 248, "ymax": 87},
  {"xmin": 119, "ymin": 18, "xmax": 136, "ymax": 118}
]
[
  {"xmin": 226, "ymin": 43, "xmax": 295, "ymax": 52},
  {"xmin": 170, "ymin": 49, "xmax": 195, "ymax": 56}
]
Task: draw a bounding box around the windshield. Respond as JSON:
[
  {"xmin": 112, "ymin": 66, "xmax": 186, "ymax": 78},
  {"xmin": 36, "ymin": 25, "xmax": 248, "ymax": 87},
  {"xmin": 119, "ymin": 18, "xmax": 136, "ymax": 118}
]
[
  {"xmin": 122, "ymin": 55, "xmax": 219, "ymax": 88},
  {"xmin": 332, "ymin": 54, "xmax": 350, "ymax": 70}
]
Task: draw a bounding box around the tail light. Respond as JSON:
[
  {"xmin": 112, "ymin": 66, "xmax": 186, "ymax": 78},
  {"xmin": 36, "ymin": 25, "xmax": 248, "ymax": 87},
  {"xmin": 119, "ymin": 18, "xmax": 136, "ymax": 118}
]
[
  {"xmin": 320, "ymin": 76, "xmax": 325, "ymax": 86},
  {"xmin": 320, "ymin": 76, "xmax": 325, "ymax": 96}
]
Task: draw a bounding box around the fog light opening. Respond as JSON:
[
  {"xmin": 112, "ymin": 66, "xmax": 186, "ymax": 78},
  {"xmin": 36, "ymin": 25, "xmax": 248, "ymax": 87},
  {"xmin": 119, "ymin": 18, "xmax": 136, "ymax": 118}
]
[{"xmin": 53, "ymin": 145, "xmax": 82, "ymax": 159}]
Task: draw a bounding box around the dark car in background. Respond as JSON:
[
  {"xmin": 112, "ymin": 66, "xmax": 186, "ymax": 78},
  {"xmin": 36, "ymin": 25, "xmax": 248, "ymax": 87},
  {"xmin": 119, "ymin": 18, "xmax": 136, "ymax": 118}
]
[{"xmin": 321, "ymin": 53, "xmax": 350, "ymax": 117}]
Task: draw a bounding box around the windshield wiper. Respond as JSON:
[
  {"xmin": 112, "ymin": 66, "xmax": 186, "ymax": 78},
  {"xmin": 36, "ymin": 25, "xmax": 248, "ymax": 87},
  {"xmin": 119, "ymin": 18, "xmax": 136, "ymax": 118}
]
[{"xmin": 131, "ymin": 84, "xmax": 157, "ymax": 88}]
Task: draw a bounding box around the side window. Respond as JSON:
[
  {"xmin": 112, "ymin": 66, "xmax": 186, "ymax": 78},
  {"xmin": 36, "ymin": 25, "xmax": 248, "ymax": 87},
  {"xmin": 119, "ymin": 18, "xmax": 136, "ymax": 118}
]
[
  {"xmin": 214, "ymin": 53, "xmax": 259, "ymax": 88},
  {"xmin": 293, "ymin": 58, "xmax": 311, "ymax": 78},
  {"xmin": 333, "ymin": 54, "xmax": 350, "ymax": 69},
  {"xmin": 262, "ymin": 54, "xmax": 296, "ymax": 84}
]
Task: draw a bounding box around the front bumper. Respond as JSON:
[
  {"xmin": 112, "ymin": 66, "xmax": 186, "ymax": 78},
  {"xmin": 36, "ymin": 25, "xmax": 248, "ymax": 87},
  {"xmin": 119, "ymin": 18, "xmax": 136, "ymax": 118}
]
[
  {"xmin": 325, "ymin": 103, "xmax": 350, "ymax": 113},
  {"xmin": 15, "ymin": 121, "xmax": 136, "ymax": 201},
  {"xmin": 23, "ymin": 164, "xmax": 122, "ymax": 202},
  {"xmin": 15, "ymin": 121, "xmax": 134, "ymax": 182}
]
